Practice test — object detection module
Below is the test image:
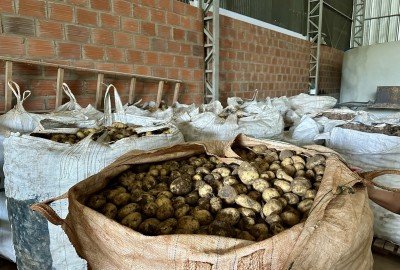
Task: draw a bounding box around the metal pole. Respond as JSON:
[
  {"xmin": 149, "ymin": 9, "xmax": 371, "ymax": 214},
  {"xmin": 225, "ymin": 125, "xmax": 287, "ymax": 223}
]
[
  {"xmin": 212, "ymin": 0, "xmax": 220, "ymax": 102},
  {"xmin": 315, "ymin": 0, "xmax": 323, "ymax": 95}
]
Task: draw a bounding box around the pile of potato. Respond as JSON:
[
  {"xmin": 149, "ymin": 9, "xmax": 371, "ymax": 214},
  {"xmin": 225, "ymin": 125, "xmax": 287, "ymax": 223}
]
[
  {"xmin": 31, "ymin": 122, "xmax": 172, "ymax": 144},
  {"xmin": 341, "ymin": 122, "xmax": 400, "ymax": 137},
  {"xmin": 86, "ymin": 145, "xmax": 325, "ymax": 241}
]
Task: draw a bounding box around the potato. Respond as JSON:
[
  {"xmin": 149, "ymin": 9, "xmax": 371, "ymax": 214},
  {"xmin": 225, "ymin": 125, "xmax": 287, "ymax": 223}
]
[
  {"xmin": 157, "ymin": 191, "xmax": 173, "ymax": 199},
  {"xmin": 159, "ymin": 218, "xmax": 178, "ymax": 235},
  {"xmin": 238, "ymin": 217, "xmax": 255, "ymax": 230},
  {"xmin": 130, "ymin": 190, "xmax": 144, "ymax": 203},
  {"xmin": 86, "ymin": 194, "xmax": 106, "ymax": 210},
  {"xmin": 283, "ymin": 193, "xmax": 300, "ymax": 205},
  {"xmin": 218, "ymin": 185, "xmax": 237, "ymax": 204},
  {"xmin": 283, "ymin": 165, "xmax": 296, "ymax": 177},
  {"xmin": 306, "ymin": 155, "xmax": 325, "ymax": 170},
  {"xmin": 238, "ymin": 162, "xmax": 259, "ymax": 185},
  {"xmin": 223, "ymin": 176, "xmax": 238, "ymax": 186},
  {"xmin": 291, "ymin": 155, "xmax": 305, "ymax": 165},
  {"xmin": 276, "ymin": 169, "xmax": 293, "ymax": 182},
  {"xmin": 291, "ymin": 178, "xmax": 312, "ymax": 197},
  {"xmin": 262, "ymin": 188, "xmax": 280, "ymax": 202},
  {"xmin": 208, "ymin": 221, "xmax": 235, "ymax": 237},
  {"xmin": 235, "ymin": 194, "xmax": 261, "ymax": 212},
  {"xmin": 247, "ymin": 190, "xmax": 261, "ymax": 202},
  {"xmin": 106, "ymin": 187, "xmax": 126, "ymax": 200},
  {"xmin": 102, "ymin": 203, "xmax": 117, "ymax": 219},
  {"xmin": 277, "ymin": 197, "xmax": 288, "ymax": 208},
  {"xmin": 193, "ymin": 209, "xmax": 213, "ymax": 225},
  {"xmin": 304, "ymin": 189, "xmax": 317, "ymax": 199},
  {"xmin": 203, "ymin": 174, "xmax": 215, "ymax": 184},
  {"xmin": 270, "ymin": 222, "xmax": 285, "ymax": 235},
  {"xmin": 192, "ymin": 174, "xmax": 202, "ymax": 181},
  {"xmin": 260, "ymin": 171, "xmax": 275, "ymax": 180},
  {"xmin": 237, "ymin": 231, "xmax": 255, "ymax": 241},
  {"xmin": 274, "ymin": 180, "xmax": 292, "ymax": 193},
  {"xmin": 198, "ymin": 184, "xmax": 213, "ymax": 198},
  {"xmin": 121, "ymin": 212, "xmax": 142, "ymax": 230},
  {"xmin": 155, "ymin": 196, "xmax": 172, "ymax": 207},
  {"xmin": 264, "ymin": 213, "xmax": 281, "ymax": 225},
  {"xmin": 250, "ymin": 223, "xmax": 269, "ymax": 239},
  {"xmin": 216, "ymin": 208, "xmax": 240, "ymax": 225},
  {"xmin": 172, "ymin": 196, "xmax": 186, "ymax": 209},
  {"xmin": 112, "ymin": 192, "xmax": 131, "ymax": 206},
  {"xmin": 293, "ymin": 162, "xmax": 305, "ymax": 171},
  {"xmin": 232, "ymin": 183, "xmax": 248, "ymax": 194},
  {"xmin": 262, "ymin": 199, "xmax": 283, "ymax": 216},
  {"xmin": 295, "ymin": 170, "xmax": 306, "ymax": 177},
  {"xmin": 177, "ymin": 216, "xmax": 200, "ymax": 233},
  {"xmin": 212, "ymin": 167, "xmax": 231, "ymax": 178},
  {"xmin": 305, "ymin": 170, "xmax": 315, "ymax": 179},
  {"xmin": 298, "ymin": 199, "xmax": 314, "ymax": 213},
  {"xmin": 314, "ymin": 165, "xmax": 325, "ymax": 175},
  {"xmin": 281, "ymin": 157, "xmax": 293, "ymax": 167},
  {"xmin": 170, "ymin": 177, "xmax": 192, "ymax": 195},
  {"xmin": 252, "ymin": 145, "xmax": 268, "ymax": 154},
  {"xmin": 252, "ymin": 178, "xmax": 270, "ymax": 192},
  {"xmin": 156, "ymin": 204, "xmax": 174, "ymax": 220},
  {"xmin": 140, "ymin": 193, "xmax": 155, "ymax": 204},
  {"xmin": 280, "ymin": 211, "xmax": 300, "ymax": 226},
  {"xmin": 117, "ymin": 203, "xmax": 141, "ymax": 220},
  {"xmin": 238, "ymin": 207, "xmax": 255, "ymax": 218},
  {"xmin": 143, "ymin": 202, "xmax": 158, "ymax": 217},
  {"xmin": 175, "ymin": 204, "xmax": 191, "ymax": 219},
  {"xmin": 185, "ymin": 191, "xmax": 200, "ymax": 205},
  {"xmin": 197, "ymin": 197, "xmax": 211, "ymax": 211},
  {"xmin": 279, "ymin": 150, "xmax": 294, "ymax": 160},
  {"xmin": 138, "ymin": 218, "xmax": 160, "ymax": 235},
  {"xmin": 269, "ymin": 163, "xmax": 281, "ymax": 171}
]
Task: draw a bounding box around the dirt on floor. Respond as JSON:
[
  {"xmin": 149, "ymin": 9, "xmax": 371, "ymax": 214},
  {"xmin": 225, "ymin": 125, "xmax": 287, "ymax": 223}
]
[
  {"xmin": 319, "ymin": 112, "xmax": 355, "ymax": 121},
  {"xmin": 341, "ymin": 123, "xmax": 400, "ymax": 137}
]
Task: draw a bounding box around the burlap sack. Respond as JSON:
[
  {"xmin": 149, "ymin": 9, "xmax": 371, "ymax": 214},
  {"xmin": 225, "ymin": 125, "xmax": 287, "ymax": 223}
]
[{"xmin": 32, "ymin": 135, "xmax": 374, "ymax": 270}]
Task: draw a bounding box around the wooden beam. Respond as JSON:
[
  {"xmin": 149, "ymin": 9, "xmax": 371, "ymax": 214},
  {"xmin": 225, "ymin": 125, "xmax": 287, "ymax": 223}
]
[
  {"xmin": 95, "ymin": 73, "xmax": 104, "ymax": 109},
  {"xmin": 5, "ymin": 61, "xmax": 13, "ymax": 111},
  {"xmin": 172, "ymin": 83, "xmax": 181, "ymax": 105},
  {"xmin": 55, "ymin": 68, "xmax": 64, "ymax": 108},
  {"xmin": 156, "ymin": 81, "xmax": 164, "ymax": 107},
  {"xmin": 128, "ymin": 77, "xmax": 136, "ymax": 104}
]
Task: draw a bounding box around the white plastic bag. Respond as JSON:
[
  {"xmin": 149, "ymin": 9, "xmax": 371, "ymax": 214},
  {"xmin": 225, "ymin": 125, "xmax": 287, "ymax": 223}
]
[{"xmin": 289, "ymin": 93, "xmax": 337, "ymax": 116}]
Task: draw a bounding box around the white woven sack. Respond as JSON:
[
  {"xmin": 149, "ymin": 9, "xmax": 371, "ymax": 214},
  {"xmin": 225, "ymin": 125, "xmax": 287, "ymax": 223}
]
[{"xmin": 289, "ymin": 93, "xmax": 337, "ymax": 116}]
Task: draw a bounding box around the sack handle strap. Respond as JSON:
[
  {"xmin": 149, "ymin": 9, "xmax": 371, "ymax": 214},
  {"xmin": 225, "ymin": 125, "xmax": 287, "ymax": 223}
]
[
  {"xmin": 62, "ymin": 83, "xmax": 77, "ymax": 103},
  {"xmin": 30, "ymin": 193, "xmax": 68, "ymax": 225},
  {"xmin": 360, "ymin": 170, "xmax": 400, "ymax": 193}
]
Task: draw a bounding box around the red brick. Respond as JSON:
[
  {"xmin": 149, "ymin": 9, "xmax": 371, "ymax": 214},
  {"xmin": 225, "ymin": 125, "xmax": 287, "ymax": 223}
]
[
  {"xmin": 49, "ymin": 3, "xmax": 73, "ymax": 22},
  {"xmin": 83, "ymin": 45, "xmax": 105, "ymax": 60},
  {"xmin": 106, "ymin": 48, "xmax": 125, "ymax": 62},
  {"xmin": 174, "ymin": 55, "xmax": 184, "ymax": 67},
  {"xmin": 95, "ymin": 62, "xmax": 115, "ymax": 71},
  {"xmin": 180, "ymin": 44, "xmax": 191, "ymax": 55},
  {"xmin": 91, "ymin": 0, "xmax": 110, "ymax": 11},
  {"xmin": 133, "ymin": 5, "xmax": 148, "ymax": 20},
  {"xmin": 0, "ymin": 36, "xmax": 25, "ymax": 56},
  {"xmin": 92, "ymin": 28, "xmax": 113, "ymax": 45},
  {"xmin": 19, "ymin": 0, "xmax": 46, "ymax": 18},
  {"xmin": 121, "ymin": 17, "xmax": 139, "ymax": 33},
  {"xmin": 37, "ymin": 21, "xmax": 64, "ymax": 40},
  {"xmin": 151, "ymin": 67, "xmax": 167, "ymax": 78},
  {"xmin": 24, "ymin": 98, "xmax": 47, "ymax": 111},
  {"xmin": 187, "ymin": 5, "xmax": 200, "ymax": 17},
  {"xmin": 167, "ymin": 68, "xmax": 179, "ymax": 79},
  {"xmin": 57, "ymin": 42, "xmax": 81, "ymax": 59},
  {"xmin": 133, "ymin": 65, "xmax": 151, "ymax": 76},
  {"xmin": 181, "ymin": 16, "xmax": 190, "ymax": 29},
  {"xmin": 159, "ymin": 54, "xmax": 174, "ymax": 66},
  {"xmin": 126, "ymin": 50, "xmax": 143, "ymax": 64},
  {"xmin": 100, "ymin": 13, "xmax": 120, "ymax": 29},
  {"xmin": 141, "ymin": 0, "xmax": 156, "ymax": 6},
  {"xmin": 173, "ymin": 1, "xmax": 186, "ymax": 15},
  {"xmin": 173, "ymin": 28, "xmax": 185, "ymax": 41},
  {"xmin": 0, "ymin": 0, "xmax": 14, "ymax": 13},
  {"xmin": 113, "ymin": 0, "xmax": 132, "ymax": 16},
  {"xmin": 166, "ymin": 12, "xmax": 180, "ymax": 26},
  {"xmin": 115, "ymin": 63, "xmax": 133, "ymax": 73},
  {"xmin": 68, "ymin": 0, "xmax": 89, "ymax": 6},
  {"xmin": 150, "ymin": 9, "xmax": 165, "ymax": 23},
  {"xmin": 72, "ymin": 60, "xmax": 95, "ymax": 68},
  {"xmin": 135, "ymin": 35, "xmax": 149, "ymax": 50},
  {"xmin": 77, "ymin": 8, "xmax": 98, "ymax": 26},
  {"xmin": 27, "ymin": 39, "xmax": 55, "ymax": 57},
  {"xmin": 150, "ymin": 38, "xmax": 166, "ymax": 52},
  {"xmin": 144, "ymin": 52, "xmax": 158, "ymax": 65},
  {"xmin": 141, "ymin": 22, "xmax": 156, "ymax": 36},
  {"xmin": 114, "ymin": 31, "xmax": 133, "ymax": 47},
  {"xmin": 66, "ymin": 25, "xmax": 90, "ymax": 43},
  {"xmin": 31, "ymin": 80, "xmax": 57, "ymax": 96},
  {"xmin": 157, "ymin": 25, "xmax": 171, "ymax": 39},
  {"xmin": 158, "ymin": 0, "xmax": 171, "ymax": 11}
]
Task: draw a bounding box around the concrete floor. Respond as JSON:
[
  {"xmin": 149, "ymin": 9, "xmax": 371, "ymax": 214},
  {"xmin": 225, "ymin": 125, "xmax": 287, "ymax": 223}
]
[
  {"xmin": 1, "ymin": 253, "xmax": 400, "ymax": 269},
  {"xmin": 374, "ymin": 253, "xmax": 400, "ymax": 270}
]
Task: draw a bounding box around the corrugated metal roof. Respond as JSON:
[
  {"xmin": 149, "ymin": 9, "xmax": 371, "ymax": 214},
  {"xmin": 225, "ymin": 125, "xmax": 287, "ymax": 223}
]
[{"xmin": 363, "ymin": 0, "xmax": 400, "ymax": 45}]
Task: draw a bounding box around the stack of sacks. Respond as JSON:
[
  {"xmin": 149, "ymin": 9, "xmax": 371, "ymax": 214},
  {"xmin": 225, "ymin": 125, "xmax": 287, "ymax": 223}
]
[
  {"xmin": 0, "ymin": 81, "xmax": 102, "ymax": 263},
  {"xmin": 3, "ymin": 84, "xmax": 184, "ymax": 269}
]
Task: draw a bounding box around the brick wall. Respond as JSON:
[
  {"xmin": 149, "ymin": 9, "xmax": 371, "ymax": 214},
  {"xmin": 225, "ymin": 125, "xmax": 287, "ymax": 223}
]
[
  {"xmin": 0, "ymin": 0, "xmax": 204, "ymax": 111},
  {"xmin": 219, "ymin": 15, "xmax": 344, "ymax": 103}
]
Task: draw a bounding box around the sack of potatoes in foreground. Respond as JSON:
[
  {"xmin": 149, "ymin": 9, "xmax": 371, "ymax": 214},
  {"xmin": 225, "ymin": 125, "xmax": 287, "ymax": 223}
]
[{"xmin": 32, "ymin": 134, "xmax": 374, "ymax": 270}]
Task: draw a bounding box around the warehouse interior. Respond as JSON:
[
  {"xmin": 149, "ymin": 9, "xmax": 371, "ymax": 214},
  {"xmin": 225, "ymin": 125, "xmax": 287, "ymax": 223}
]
[{"xmin": 1, "ymin": 0, "xmax": 400, "ymax": 269}]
